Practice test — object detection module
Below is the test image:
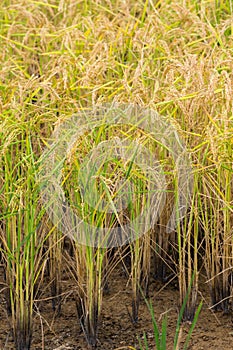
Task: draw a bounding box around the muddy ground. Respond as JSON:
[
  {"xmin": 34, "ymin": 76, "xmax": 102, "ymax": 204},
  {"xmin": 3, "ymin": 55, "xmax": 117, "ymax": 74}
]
[{"xmin": 0, "ymin": 266, "xmax": 232, "ymax": 350}]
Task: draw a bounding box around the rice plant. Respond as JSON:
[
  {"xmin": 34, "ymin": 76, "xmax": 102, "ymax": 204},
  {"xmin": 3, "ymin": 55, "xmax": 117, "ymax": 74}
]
[
  {"xmin": 138, "ymin": 275, "xmax": 203, "ymax": 350},
  {"xmin": 176, "ymin": 183, "xmax": 200, "ymax": 321},
  {"xmin": 199, "ymin": 113, "xmax": 233, "ymax": 312},
  {"xmin": 0, "ymin": 123, "xmax": 47, "ymax": 349}
]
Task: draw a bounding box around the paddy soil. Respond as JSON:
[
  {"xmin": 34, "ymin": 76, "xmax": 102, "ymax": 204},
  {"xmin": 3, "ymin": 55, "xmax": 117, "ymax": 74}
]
[{"xmin": 0, "ymin": 266, "xmax": 232, "ymax": 350}]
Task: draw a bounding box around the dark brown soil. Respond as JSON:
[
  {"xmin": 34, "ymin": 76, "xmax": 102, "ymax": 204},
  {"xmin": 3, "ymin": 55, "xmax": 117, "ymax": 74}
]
[{"xmin": 0, "ymin": 267, "xmax": 232, "ymax": 350}]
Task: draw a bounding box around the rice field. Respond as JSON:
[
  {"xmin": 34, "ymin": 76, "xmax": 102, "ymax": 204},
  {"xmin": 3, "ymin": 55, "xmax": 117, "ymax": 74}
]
[{"xmin": 0, "ymin": 0, "xmax": 232, "ymax": 349}]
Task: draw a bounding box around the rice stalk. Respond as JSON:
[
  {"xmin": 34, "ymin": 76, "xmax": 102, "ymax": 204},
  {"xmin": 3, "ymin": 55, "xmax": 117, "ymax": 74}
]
[{"xmin": 176, "ymin": 180, "xmax": 199, "ymax": 321}]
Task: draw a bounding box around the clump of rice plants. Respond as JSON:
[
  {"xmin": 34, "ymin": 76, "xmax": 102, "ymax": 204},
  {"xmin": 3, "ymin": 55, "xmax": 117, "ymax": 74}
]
[
  {"xmin": 60, "ymin": 112, "xmax": 166, "ymax": 343},
  {"xmin": 199, "ymin": 114, "xmax": 233, "ymax": 312},
  {"xmin": 0, "ymin": 122, "xmax": 47, "ymax": 349}
]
